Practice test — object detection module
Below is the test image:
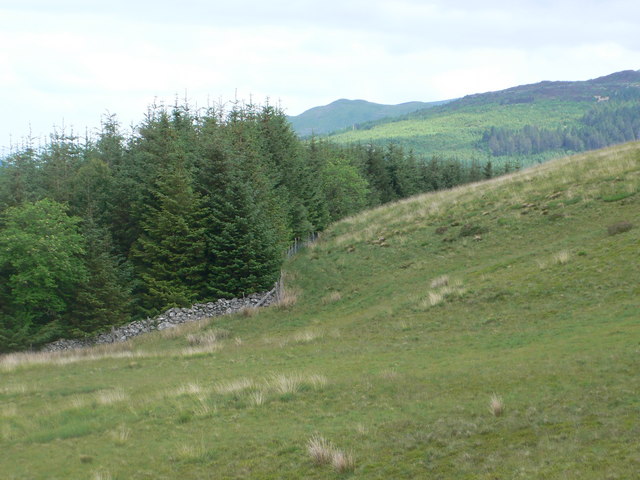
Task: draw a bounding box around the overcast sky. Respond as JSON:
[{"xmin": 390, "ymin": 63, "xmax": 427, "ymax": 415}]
[{"xmin": 1, "ymin": 0, "xmax": 639, "ymax": 152}]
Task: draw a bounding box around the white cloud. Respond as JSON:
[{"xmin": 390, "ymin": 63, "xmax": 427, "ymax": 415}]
[{"xmin": 0, "ymin": 1, "xmax": 639, "ymax": 151}]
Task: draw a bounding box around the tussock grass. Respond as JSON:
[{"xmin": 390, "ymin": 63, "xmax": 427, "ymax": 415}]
[
  {"xmin": 489, "ymin": 394, "xmax": 505, "ymax": 417},
  {"xmin": 274, "ymin": 271, "xmax": 300, "ymax": 308},
  {"xmin": 269, "ymin": 374, "xmax": 302, "ymax": 394},
  {"xmin": 552, "ymin": 250, "xmax": 571, "ymax": 265},
  {"xmin": 239, "ymin": 306, "xmax": 260, "ymax": 317},
  {"xmin": 193, "ymin": 395, "xmax": 213, "ymax": 417},
  {"xmin": 171, "ymin": 443, "xmax": 206, "ymax": 463},
  {"xmin": 307, "ymin": 435, "xmax": 356, "ymax": 473},
  {"xmin": 110, "ymin": 424, "xmax": 131, "ymax": 445},
  {"xmin": 159, "ymin": 317, "xmax": 214, "ymax": 339},
  {"xmin": 322, "ymin": 291, "xmax": 342, "ymax": 304},
  {"xmin": 96, "ymin": 388, "xmax": 127, "ymax": 405},
  {"xmin": 291, "ymin": 330, "xmax": 323, "ymax": 344},
  {"xmin": 186, "ymin": 331, "xmax": 219, "ymax": 347},
  {"xmin": 91, "ymin": 470, "xmax": 113, "ymax": 480},
  {"xmin": 274, "ymin": 288, "xmax": 299, "ymax": 308},
  {"xmin": 214, "ymin": 378, "xmax": 256, "ymax": 395},
  {"xmin": 430, "ymin": 275, "xmax": 450, "ymax": 289},
  {"xmin": 331, "ymin": 448, "xmax": 356, "ymax": 473},
  {"xmin": 307, "ymin": 435, "xmax": 333, "ymax": 465},
  {"xmin": 0, "ymin": 342, "xmax": 148, "ymax": 371},
  {"xmin": 174, "ymin": 383, "xmax": 204, "ymax": 396},
  {"xmin": 420, "ymin": 278, "xmax": 466, "ymax": 308},
  {"xmin": 176, "ymin": 343, "xmax": 223, "ymax": 357},
  {"xmin": 249, "ymin": 391, "xmax": 266, "ymax": 406}
]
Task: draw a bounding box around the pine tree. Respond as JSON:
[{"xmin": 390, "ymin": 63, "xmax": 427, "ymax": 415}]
[
  {"xmin": 131, "ymin": 160, "xmax": 207, "ymax": 316},
  {"xmin": 70, "ymin": 218, "xmax": 132, "ymax": 336}
]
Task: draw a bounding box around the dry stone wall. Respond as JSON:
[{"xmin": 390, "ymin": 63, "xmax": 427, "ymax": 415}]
[{"xmin": 42, "ymin": 289, "xmax": 276, "ymax": 352}]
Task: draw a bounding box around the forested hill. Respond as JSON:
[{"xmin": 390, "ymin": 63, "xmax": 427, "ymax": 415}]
[
  {"xmin": 287, "ymin": 99, "xmax": 447, "ymax": 136},
  {"xmin": 327, "ymin": 69, "xmax": 640, "ymax": 165},
  {"xmin": 0, "ymin": 102, "xmax": 505, "ymax": 353}
]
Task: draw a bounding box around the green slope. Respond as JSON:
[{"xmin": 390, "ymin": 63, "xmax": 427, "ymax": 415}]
[
  {"xmin": 1, "ymin": 142, "xmax": 639, "ymax": 479},
  {"xmin": 328, "ymin": 70, "xmax": 640, "ymax": 166},
  {"xmin": 287, "ymin": 98, "xmax": 447, "ymax": 136}
]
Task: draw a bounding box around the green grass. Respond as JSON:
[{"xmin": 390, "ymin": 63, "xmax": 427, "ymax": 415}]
[
  {"xmin": 1, "ymin": 142, "xmax": 639, "ymax": 479},
  {"xmin": 329, "ymin": 100, "xmax": 592, "ymax": 166}
]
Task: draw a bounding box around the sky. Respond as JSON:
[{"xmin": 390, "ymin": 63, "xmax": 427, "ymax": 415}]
[{"xmin": 1, "ymin": 0, "xmax": 640, "ymax": 153}]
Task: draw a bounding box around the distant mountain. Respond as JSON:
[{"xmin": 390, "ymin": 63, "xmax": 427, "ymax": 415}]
[
  {"xmin": 287, "ymin": 99, "xmax": 449, "ymax": 136},
  {"xmin": 438, "ymin": 69, "xmax": 640, "ymax": 109},
  {"xmin": 327, "ymin": 69, "xmax": 640, "ymax": 166}
]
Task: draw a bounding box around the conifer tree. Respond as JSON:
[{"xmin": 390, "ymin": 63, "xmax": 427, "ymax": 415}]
[{"xmin": 131, "ymin": 159, "xmax": 207, "ymax": 316}]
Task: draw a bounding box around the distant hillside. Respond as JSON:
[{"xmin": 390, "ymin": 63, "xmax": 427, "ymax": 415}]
[
  {"xmin": 287, "ymin": 99, "xmax": 448, "ymax": 136},
  {"xmin": 328, "ymin": 69, "xmax": 640, "ymax": 166}
]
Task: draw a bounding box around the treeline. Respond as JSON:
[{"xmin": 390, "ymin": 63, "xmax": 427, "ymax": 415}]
[
  {"xmin": 482, "ymin": 102, "xmax": 640, "ymax": 156},
  {"xmin": 0, "ymin": 102, "xmax": 500, "ymax": 352}
]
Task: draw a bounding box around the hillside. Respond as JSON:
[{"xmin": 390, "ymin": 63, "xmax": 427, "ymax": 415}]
[
  {"xmin": 328, "ymin": 70, "xmax": 640, "ymax": 166},
  {"xmin": 1, "ymin": 142, "xmax": 639, "ymax": 478},
  {"xmin": 287, "ymin": 98, "xmax": 447, "ymax": 136}
]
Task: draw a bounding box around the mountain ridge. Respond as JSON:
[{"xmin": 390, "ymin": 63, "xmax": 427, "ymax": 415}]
[{"xmin": 287, "ymin": 98, "xmax": 449, "ymax": 136}]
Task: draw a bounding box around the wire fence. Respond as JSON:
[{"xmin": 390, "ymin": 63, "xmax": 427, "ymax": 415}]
[{"xmin": 285, "ymin": 231, "xmax": 320, "ymax": 259}]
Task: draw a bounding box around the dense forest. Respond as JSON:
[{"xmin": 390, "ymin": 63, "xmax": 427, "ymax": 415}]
[
  {"xmin": 0, "ymin": 102, "xmax": 500, "ymax": 352},
  {"xmin": 481, "ymin": 101, "xmax": 640, "ymax": 156}
]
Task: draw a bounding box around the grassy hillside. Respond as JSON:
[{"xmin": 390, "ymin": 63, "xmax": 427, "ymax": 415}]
[
  {"xmin": 328, "ymin": 70, "xmax": 640, "ymax": 167},
  {"xmin": 287, "ymin": 99, "xmax": 446, "ymax": 137},
  {"xmin": 1, "ymin": 142, "xmax": 639, "ymax": 479}
]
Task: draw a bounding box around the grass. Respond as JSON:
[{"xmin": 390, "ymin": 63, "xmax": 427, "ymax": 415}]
[{"xmin": 1, "ymin": 142, "xmax": 639, "ymax": 478}]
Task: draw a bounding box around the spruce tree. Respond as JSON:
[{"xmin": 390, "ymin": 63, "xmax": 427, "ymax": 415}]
[{"xmin": 131, "ymin": 159, "xmax": 207, "ymax": 316}]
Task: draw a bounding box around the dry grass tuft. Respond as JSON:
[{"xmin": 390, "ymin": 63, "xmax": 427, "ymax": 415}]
[
  {"xmin": 274, "ymin": 271, "xmax": 299, "ymax": 308},
  {"xmin": 172, "ymin": 443, "xmax": 206, "ymax": 462},
  {"xmin": 91, "ymin": 470, "xmax": 113, "ymax": 480},
  {"xmin": 96, "ymin": 388, "xmax": 128, "ymax": 405},
  {"xmin": 186, "ymin": 331, "xmax": 219, "ymax": 347},
  {"xmin": 307, "ymin": 435, "xmax": 333, "ymax": 466},
  {"xmin": 425, "ymin": 291, "xmax": 445, "ymax": 307},
  {"xmin": 214, "ymin": 378, "xmax": 255, "ymax": 395},
  {"xmin": 322, "ymin": 291, "xmax": 342, "ymax": 304},
  {"xmin": 239, "ymin": 306, "xmax": 259, "ymax": 317},
  {"xmin": 420, "ymin": 278, "xmax": 466, "ymax": 309},
  {"xmin": 177, "ymin": 343, "xmax": 223, "ymax": 357},
  {"xmin": 269, "ymin": 374, "xmax": 302, "ymax": 394},
  {"xmin": 306, "ymin": 374, "xmax": 328, "ymax": 389},
  {"xmin": 292, "ymin": 330, "xmax": 323, "ymax": 344},
  {"xmin": 249, "ymin": 391, "xmax": 266, "ymax": 406},
  {"xmin": 331, "ymin": 448, "xmax": 356, "ymax": 473},
  {"xmin": 0, "ymin": 342, "xmax": 144, "ymax": 371},
  {"xmin": 110, "ymin": 424, "xmax": 131, "ymax": 445},
  {"xmin": 489, "ymin": 394, "xmax": 505, "ymax": 417},
  {"xmin": 174, "ymin": 383, "xmax": 204, "ymax": 396},
  {"xmin": 430, "ymin": 275, "xmax": 450, "ymax": 289},
  {"xmin": 159, "ymin": 317, "xmax": 213, "ymax": 339},
  {"xmin": 275, "ymin": 288, "xmax": 298, "ymax": 308},
  {"xmin": 193, "ymin": 395, "xmax": 213, "ymax": 416},
  {"xmin": 553, "ymin": 250, "xmax": 571, "ymax": 265},
  {"xmin": 307, "ymin": 435, "xmax": 355, "ymax": 473}
]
